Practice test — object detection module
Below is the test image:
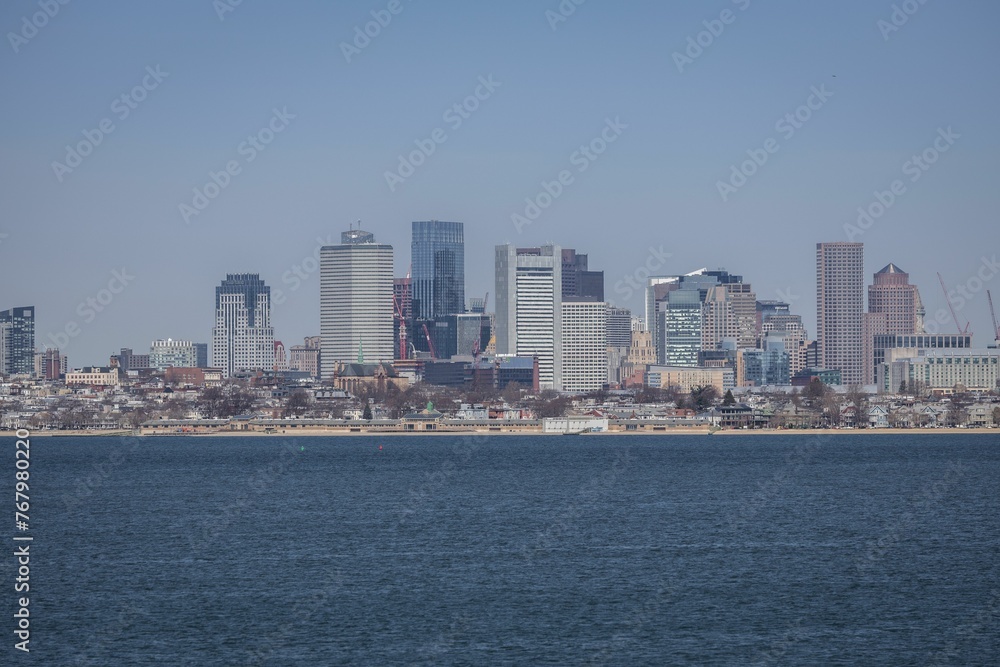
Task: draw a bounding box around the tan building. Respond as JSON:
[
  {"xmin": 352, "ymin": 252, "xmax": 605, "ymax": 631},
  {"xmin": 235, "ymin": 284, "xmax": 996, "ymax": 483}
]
[
  {"xmin": 65, "ymin": 366, "xmax": 120, "ymax": 387},
  {"xmin": 646, "ymin": 365, "xmax": 734, "ymax": 394},
  {"xmin": 863, "ymin": 263, "xmax": 923, "ymax": 385}
]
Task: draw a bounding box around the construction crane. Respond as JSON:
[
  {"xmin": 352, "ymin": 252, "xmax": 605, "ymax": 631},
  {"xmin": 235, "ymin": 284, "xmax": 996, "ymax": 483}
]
[
  {"xmin": 392, "ymin": 293, "xmax": 408, "ymax": 360},
  {"xmin": 988, "ymin": 290, "xmax": 1000, "ymax": 342},
  {"xmin": 421, "ymin": 322, "xmax": 437, "ymax": 359},
  {"xmin": 937, "ymin": 272, "xmax": 971, "ymax": 334},
  {"xmin": 392, "ymin": 265, "xmax": 412, "ymax": 360},
  {"xmin": 472, "ymin": 291, "xmax": 490, "ymax": 362}
]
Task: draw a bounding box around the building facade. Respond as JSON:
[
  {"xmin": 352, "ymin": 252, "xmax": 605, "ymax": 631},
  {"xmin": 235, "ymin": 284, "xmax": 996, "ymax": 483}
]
[
  {"xmin": 816, "ymin": 242, "xmax": 864, "ymax": 386},
  {"xmin": 411, "ymin": 221, "xmax": 464, "ymax": 320},
  {"xmin": 150, "ymin": 339, "xmax": 198, "ymax": 370},
  {"xmin": 0, "ymin": 307, "xmax": 35, "ymax": 376},
  {"xmin": 495, "ymin": 244, "xmax": 562, "ymax": 390},
  {"xmin": 862, "ymin": 263, "xmax": 924, "ymax": 385},
  {"xmin": 320, "ymin": 229, "xmax": 394, "ymax": 377},
  {"xmin": 561, "ymin": 301, "xmax": 608, "ymax": 392},
  {"xmin": 211, "ymin": 274, "xmax": 275, "ymax": 378},
  {"xmin": 882, "ymin": 348, "xmax": 1000, "ymax": 393}
]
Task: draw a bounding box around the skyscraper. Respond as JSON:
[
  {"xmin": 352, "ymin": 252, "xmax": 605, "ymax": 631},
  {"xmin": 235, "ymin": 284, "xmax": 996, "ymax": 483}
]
[
  {"xmin": 0, "ymin": 307, "xmax": 35, "ymax": 377},
  {"xmin": 411, "ymin": 221, "xmax": 464, "ymax": 320},
  {"xmin": 211, "ymin": 274, "xmax": 275, "ymax": 378},
  {"xmin": 561, "ymin": 248, "xmax": 604, "ymax": 301},
  {"xmin": 863, "ymin": 263, "xmax": 924, "ymax": 384},
  {"xmin": 562, "ymin": 301, "xmax": 608, "ymax": 392},
  {"xmin": 495, "ymin": 244, "xmax": 562, "ymax": 390},
  {"xmin": 320, "ymin": 228, "xmax": 394, "ymax": 378},
  {"xmin": 816, "ymin": 242, "xmax": 864, "ymax": 386}
]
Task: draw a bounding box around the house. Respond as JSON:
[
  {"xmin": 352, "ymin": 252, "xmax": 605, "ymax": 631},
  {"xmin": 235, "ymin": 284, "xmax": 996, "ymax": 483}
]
[{"xmin": 868, "ymin": 405, "xmax": 889, "ymax": 429}]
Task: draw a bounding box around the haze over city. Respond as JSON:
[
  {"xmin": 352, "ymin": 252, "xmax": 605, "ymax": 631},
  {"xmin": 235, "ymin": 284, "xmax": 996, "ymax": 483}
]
[{"xmin": 2, "ymin": 0, "xmax": 998, "ymax": 366}]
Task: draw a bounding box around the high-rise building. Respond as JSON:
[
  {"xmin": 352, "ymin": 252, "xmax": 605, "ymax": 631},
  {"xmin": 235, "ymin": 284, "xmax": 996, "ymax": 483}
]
[
  {"xmin": 862, "ymin": 263, "xmax": 924, "ymax": 384},
  {"xmin": 274, "ymin": 341, "xmax": 289, "ymax": 372},
  {"xmin": 150, "ymin": 339, "xmax": 198, "ymax": 370},
  {"xmin": 320, "ymin": 228, "xmax": 394, "ymax": 378},
  {"xmin": 34, "ymin": 348, "xmax": 66, "ymax": 381},
  {"xmin": 411, "ymin": 221, "xmax": 464, "ymax": 320},
  {"xmin": 561, "ymin": 248, "xmax": 604, "ymax": 301},
  {"xmin": 211, "ymin": 274, "xmax": 275, "ymax": 378},
  {"xmin": 289, "ymin": 336, "xmax": 321, "ymax": 378},
  {"xmin": 496, "ymin": 244, "xmax": 562, "ymax": 390},
  {"xmin": 0, "ymin": 307, "xmax": 35, "ymax": 376},
  {"xmin": 562, "ymin": 301, "xmax": 608, "ymax": 392},
  {"xmin": 607, "ymin": 307, "xmax": 632, "ymax": 349},
  {"xmin": 194, "ymin": 343, "xmax": 209, "ymax": 368},
  {"xmin": 816, "ymin": 242, "xmax": 864, "ymax": 386},
  {"xmin": 660, "ymin": 288, "xmax": 702, "ymax": 367},
  {"xmin": 114, "ymin": 348, "xmax": 150, "ymax": 372}
]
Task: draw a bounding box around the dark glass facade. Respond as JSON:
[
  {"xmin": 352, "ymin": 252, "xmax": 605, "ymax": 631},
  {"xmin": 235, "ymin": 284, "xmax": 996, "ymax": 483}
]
[
  {"xmin": 1, "ymin": 307, "xmax": 35, "ymax": 376},
  {"xmin": 412, "ymin": 221, "xmax": 465, "ymax": 320}
]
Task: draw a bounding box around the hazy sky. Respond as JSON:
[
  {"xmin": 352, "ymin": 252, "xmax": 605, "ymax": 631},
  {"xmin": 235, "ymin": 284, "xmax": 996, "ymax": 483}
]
[{"xmin": 2, "ymin": 0, "xmax": 998, "ymax": 366}]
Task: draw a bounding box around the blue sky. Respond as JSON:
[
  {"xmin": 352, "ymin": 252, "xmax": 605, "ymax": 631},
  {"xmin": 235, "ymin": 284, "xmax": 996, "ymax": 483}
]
[{"xmin": 2, "ymin": 0, "xmax": 998, "ymax": 365}]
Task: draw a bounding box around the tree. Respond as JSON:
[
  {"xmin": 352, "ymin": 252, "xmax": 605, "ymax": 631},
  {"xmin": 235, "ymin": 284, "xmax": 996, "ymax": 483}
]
[
  {"xmin": 362, "ymin": 402, "xmax": 373, "ymax": 421},
  {"xmin": 198, "ymin": 383, "xmax": 257, "ymax": 418},
  {"xmin": 501, "ymin": 381, "xmax": 523, "ymax": 406},
  {"xmin": 689, "ymin": 385, "xmax": 718, "ymax": 411},
  {"xmin": 283, "ymin": 390, "xmax": 311, "ymax": 417},
  {"xmin": 845, "ymin": 385, "xmax": 869, "ymax": 429},
  {"xmin": 722, "ymin": 389, "xmax": 736, "ymax": 406},
  {"xmin": 804, "ymin": 377, "xmax": 827, "ymax": 402},
  {"xmin": 898, "ymin": 379, "xmax": 907, "ymax": 394},
  {"xmin": 993, "ymin": 407, "xmax": 1000, "ymax": 426}
]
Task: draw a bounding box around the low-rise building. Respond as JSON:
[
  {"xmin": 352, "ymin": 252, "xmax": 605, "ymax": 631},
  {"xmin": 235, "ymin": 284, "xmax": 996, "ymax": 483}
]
[{"xmin": 65, "ymin": 366, "xmax": 121, "ymax": 387}]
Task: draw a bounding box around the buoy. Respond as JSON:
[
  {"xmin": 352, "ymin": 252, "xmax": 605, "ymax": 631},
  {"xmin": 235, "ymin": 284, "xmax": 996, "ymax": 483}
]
[{"xmin": 378, "ymin": 444, "xmax": 383, "ymax": 450}]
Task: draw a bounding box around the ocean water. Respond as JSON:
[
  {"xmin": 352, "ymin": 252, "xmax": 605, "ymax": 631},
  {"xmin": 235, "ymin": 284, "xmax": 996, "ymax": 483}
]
[{"xmin": 3, "ymin": 433, "xmax": 1000, "ymax": 665}]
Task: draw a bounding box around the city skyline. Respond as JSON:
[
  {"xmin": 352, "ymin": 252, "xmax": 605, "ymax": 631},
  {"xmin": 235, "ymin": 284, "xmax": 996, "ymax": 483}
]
[{"xmin": 2, "ymin": 2, "xmax": 998, "ymax": 366}]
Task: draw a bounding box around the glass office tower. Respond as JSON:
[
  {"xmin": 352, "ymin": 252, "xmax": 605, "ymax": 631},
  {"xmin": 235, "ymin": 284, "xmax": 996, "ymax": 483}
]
[{"xmin": 411, "ymin": 221, "xmax": 465, "ymax": 320}]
